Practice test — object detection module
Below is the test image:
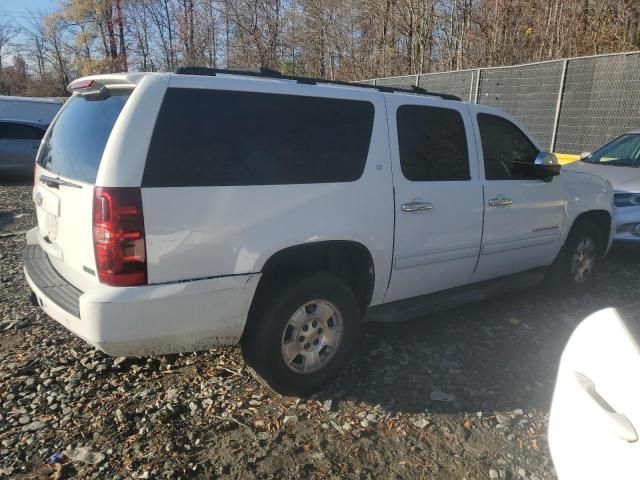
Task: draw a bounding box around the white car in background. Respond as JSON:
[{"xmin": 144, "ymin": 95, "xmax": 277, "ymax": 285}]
[
  {"xmin": 0, "ymin": 95, "xmax": 64, "ymax": 125},
  {"xmin": 0, "ymin": 120, "xmax": 48, "ymax": 175},
  {"xmin": 0, "ymin": 96, "xmax": 64, "ymax": 175},
  {"xmin": 564, "ymin": 131, "xmax": 640, "ymax": 242},
  {"xmin": 549, "ymin": 303, "xmax": 640, "ymax": 479}
]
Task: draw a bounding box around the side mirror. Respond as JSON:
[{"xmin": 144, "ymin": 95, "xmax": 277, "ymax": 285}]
[
  {"xmin": 534, "ymin": 152, "xmax": 561, "ymax": 181},
  {"xmin": 580, "ymin": 151, "xmax": 591, "ymax": 159}
]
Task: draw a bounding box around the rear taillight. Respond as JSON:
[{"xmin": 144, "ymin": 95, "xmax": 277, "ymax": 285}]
[{"xmin": 93, "ymin": 187, "xmax": 147, "ymax": 286}]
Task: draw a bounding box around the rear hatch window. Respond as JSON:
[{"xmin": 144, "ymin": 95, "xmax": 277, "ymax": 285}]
[{"xmin": 37, "ymin": 91, "xmax": 130, "ymax": 183}]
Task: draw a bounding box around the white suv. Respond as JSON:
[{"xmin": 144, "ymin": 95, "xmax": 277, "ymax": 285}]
[{"xmin": 25, "ymin": 68, "xmax": 615, "ymax": 395}]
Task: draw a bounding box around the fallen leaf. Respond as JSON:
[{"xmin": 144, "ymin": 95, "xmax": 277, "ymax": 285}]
[{"xmin": 463, "ymin": 418, "xmax": 473, "ymax": 430}]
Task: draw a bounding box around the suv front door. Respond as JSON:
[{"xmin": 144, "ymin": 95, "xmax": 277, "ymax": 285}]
[
  {"xmin": 471, "ymin": 109, "xmax": 566, "ymax": 282},
  {"xmin": 385, "ymin": 97, "xmax": 483, "ymax": 302}
]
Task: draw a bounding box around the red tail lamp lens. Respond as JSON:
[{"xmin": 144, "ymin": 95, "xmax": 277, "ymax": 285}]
[{"xmin": 93, "ymin": 187, "xmax": 147, "ymax": 286}]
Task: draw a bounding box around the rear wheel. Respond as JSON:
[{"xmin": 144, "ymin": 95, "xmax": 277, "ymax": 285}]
[
  {"xmin": 241, "ymin": 274, "xmax": 360, "ymax": 396},
  {"xmin": 549, "ymin": 222, "xmax": 604, "ymax": 289}
]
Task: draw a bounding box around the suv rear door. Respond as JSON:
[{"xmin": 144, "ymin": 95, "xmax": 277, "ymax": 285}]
[
  {"xmin": 384, "ymin": 95, "xmax": 483, "ymax": 302},
  {"xmin": 34, "ymin": 89, "xmax": 131, "ymax": 291}
]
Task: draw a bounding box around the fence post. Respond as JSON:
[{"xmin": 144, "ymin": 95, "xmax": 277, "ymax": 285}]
[
  {"xmin": 473, "ymin": 68, "xmax": 481, "ymax": 103},
  {"xmin": 550, "ymin": 59, "xmax": 568, "ymax": 152},
  {"xmin": 415, "ymin": 74, "xmax": 419, "ymax": 87}
]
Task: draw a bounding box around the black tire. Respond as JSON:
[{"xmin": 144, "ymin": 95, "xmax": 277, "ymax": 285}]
[
  {"xmin": 549, "ymin": 221, "xmax": 604, "ymax": 290},
  {"xmin": 241, "ymin": 273, "xmax": 360, "ymax": 396}
]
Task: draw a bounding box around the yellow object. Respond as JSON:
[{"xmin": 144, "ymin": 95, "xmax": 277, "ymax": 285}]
[{"xmin": 554, "ymin": 153, "xmax": 581, "ymax": 164}]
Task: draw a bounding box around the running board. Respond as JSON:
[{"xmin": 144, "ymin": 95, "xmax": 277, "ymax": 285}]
[{"xmin": 366, "ymin": 268, "xmax": 546, "ymax": 323}]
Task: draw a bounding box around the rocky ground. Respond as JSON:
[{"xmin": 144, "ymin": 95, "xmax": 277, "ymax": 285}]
[{"xmin": 1, "ymin": 179, "xmax": 639, "ymax": 479}]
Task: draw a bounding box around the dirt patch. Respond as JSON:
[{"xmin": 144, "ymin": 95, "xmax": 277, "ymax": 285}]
[{"xmin": 0, "ymin": 178, "xmax": 35, "ymax": 236}]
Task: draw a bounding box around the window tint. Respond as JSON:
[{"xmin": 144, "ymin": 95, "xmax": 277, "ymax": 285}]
[
  {"xmin": 37, "ymin": 91, "xmax": 130, "ymax": 183},
  {"xmin": 477, "ymin": 113, "xmax": 539, "ymax": 180},
  {"xmin": 143, "ymin": 88, "xmax": 375, "ymax": 187},
  {"xmin": 397, "ymin": 105, "xmax": 469, "ymax": 181},
  {"xmin": 0, "ymin": 122, "xmax": 45, "ymax": 140}
]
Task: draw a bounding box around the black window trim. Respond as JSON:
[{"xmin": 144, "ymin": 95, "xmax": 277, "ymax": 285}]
[{"xmin": 396, "ymin": 103, "xmax": 472, "ymax": 182}]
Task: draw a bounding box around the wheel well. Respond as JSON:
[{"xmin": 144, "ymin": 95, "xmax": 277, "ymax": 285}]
[
  {"xmin": 569, "ymin": 210, "xmax": 611, "ymax": 254},
  {"xmin": 257, "ymin": 241, "xmax": 375, "ymax": 310}
]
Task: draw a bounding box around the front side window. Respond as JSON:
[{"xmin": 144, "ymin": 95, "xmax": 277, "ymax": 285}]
[
  {"xmin": 583, "ymin": 134, "xmax": 640, "ymax": 168},
  {"xmin": 396, "ymin": 105, "xmax": 470, "ymax": 181},
  {"xmin": 143, "ymin": 88, "xmax": 375, "ymax": 187},
  {"xmin": 0, "ymin": 122, "xmax": 45, "ymax": 140},
  {"xmin": 477, "ymin": 113, "xmax": 539, "ymax": 180}
]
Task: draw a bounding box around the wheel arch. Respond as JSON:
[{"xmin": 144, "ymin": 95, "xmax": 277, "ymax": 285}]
[
  {"xmin": 254, "ymin": 240, "xmax": 376, "ymax": 311},
  {"xmin": 563, "ymin": 209, "xmax": 612, "ymax": 258}
]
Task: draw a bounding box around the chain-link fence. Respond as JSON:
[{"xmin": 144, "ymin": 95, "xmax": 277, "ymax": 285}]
[{"xmin": 366, "ymin": 51, "xmax": 640, "ymax": 153}]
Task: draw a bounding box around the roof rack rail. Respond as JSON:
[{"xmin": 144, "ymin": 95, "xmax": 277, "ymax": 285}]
[{"xmin": 174, "ymin": 66, "xmax": 461, "ymax": 101}]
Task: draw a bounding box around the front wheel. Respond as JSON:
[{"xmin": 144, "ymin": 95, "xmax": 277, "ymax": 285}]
[
  {"xmin": 549, "ymin": 222, "xmax": 604, "ymax": 289},
  {"xmin": 241, "ymin": 274, "xmax": 360, "ymax": 396}
]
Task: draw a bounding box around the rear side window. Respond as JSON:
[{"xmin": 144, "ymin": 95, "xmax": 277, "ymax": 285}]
[
  {"xmin": 0, "ymin": 122, "xmax": 45, "ymax": 140},
  {"xmin": 142, "ymin": 88, "xmax": 375, "ymax": 187},
  {"xmin": 396, "ymin": 105, "xmax": 470, "ymax": 181},
  {"xmin": 477, "ymin": 113, "xmax": 539, "ymax": 180},
  {"xmin": 37, "ymin": 91, "xmax": 130, "ymax": 183}
]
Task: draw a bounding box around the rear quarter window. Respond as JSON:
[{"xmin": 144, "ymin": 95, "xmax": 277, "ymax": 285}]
[
  {"xmin": 37, "ymin": 91, "xmax": 130, "ymax": 183},
  {"xmin": 142, "ymin": 88, "xmax": 375, "ymax": 187}
]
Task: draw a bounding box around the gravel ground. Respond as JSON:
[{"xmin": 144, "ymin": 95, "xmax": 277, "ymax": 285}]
[{"xmin": 1, "ymin": 180, "xmax": 639, "ymax": 479}]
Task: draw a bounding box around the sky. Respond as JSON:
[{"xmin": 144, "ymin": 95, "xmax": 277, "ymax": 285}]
[
  {"xmin": 0, "ymin": 0, "xmax": 57, "ymax": 18},
  {"xmin": 1, "ymin": 0, "xmax": 58, "ymax": 65}
]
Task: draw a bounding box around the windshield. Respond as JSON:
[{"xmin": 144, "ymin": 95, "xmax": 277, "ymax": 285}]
[
  {"xmin": 37, "ymin": 90, "xmax": 130, "ymax": 183},
  {"xmin": 582, "ymin": 134, "xmax": 640, "ymax": 167}
]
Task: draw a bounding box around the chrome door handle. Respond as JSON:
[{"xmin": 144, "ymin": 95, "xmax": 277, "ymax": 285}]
[
  {"xmin": 488, "ymin": 197, "xmax": 513, "ymax": 207},
  {"xmin": 401, "ymin": 201, "xmax": 433, "ymax": 213},
  {"xmin": 575, "ymin": 372, "xmax": 638, "ymax": 442}
]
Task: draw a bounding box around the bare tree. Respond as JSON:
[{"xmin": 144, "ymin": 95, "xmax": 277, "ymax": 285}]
[
  {"xmin": 3, "ymin": 0, "xmax": 640, "ymax": 95},
  {"xmin": 0, "ymin": 16, "xmax": 20, "ymax": 76}
]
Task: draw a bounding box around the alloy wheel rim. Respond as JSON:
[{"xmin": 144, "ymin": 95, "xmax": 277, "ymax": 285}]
[
  {"xmin": 281, "ymin": 299, "xmax": 343, "ymax": 375},
  {"xmin": 571, "ymin": 237, "xmax": 596, "ymax": 284}
]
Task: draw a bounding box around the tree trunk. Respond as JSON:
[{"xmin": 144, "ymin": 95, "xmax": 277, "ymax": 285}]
[
  {"xmin": 115, "ymin": 0, "xmax": 128, "ymax": 71},
  {"xmin": 164, "ymin": 0, "xmax": 175, "ymax": 70}
]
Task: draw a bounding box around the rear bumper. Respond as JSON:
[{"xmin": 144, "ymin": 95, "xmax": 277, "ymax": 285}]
[{"xmin": 24, "ymin": 233, "xmax": 260, "ymax": 356}]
